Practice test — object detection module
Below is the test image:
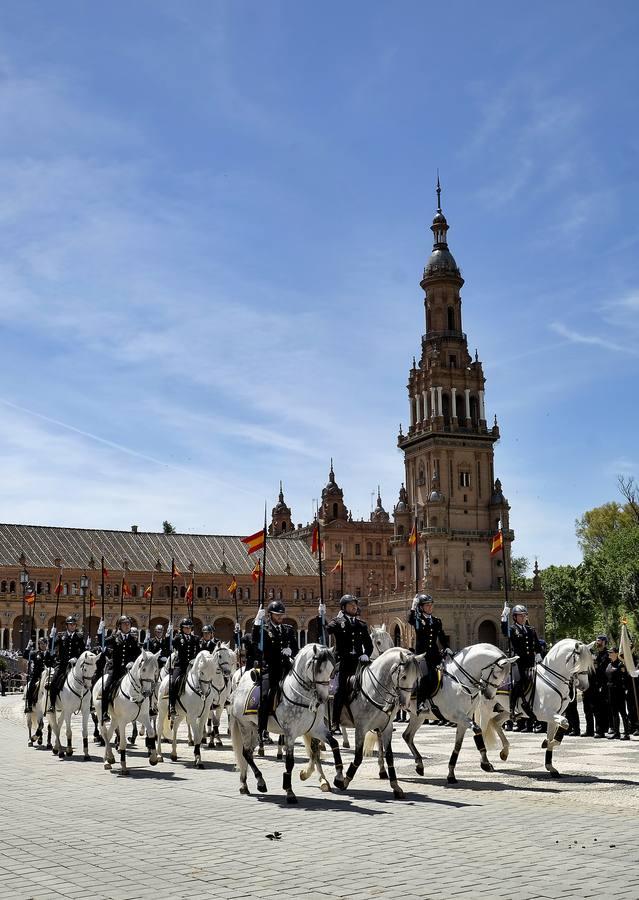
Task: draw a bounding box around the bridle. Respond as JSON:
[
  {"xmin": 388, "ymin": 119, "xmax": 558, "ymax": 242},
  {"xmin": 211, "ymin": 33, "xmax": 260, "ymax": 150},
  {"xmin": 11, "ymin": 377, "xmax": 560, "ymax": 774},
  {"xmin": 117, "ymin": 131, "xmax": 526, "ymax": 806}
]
[
  {"xmin": 360, "ymin": 656, "xmax": 416, "ymax": 716},
  {"xmin": 282, "ymin": 649, "xmax": 334, "ymax": 713},
  {"xmin": 444, "ymin": 653, "xmax": 509, "ymax": 700},
  {"xmin": 536, "ymin": 644, "xmax": 590, "ymax": 707}
]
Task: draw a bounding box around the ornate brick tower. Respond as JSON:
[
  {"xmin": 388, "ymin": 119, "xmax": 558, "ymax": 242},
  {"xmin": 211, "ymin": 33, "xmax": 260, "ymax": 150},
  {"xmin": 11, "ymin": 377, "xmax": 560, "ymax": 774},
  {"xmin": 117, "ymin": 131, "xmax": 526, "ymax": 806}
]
[
  {"xmin": 394, "ymin": 180, "xmax": 512, "ymax": 594},
  {"xmin": 269, "ymin": 482, "xmax": 293, "ymax": 535}
]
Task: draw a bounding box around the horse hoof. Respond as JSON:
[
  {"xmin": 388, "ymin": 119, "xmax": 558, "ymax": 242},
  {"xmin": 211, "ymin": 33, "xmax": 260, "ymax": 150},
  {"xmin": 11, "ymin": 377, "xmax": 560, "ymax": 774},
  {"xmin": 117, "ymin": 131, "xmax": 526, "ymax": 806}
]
[
  {"xmin": 149, "ymin": 757, "xmax": 158, "ymax": 767},
  {"xmin": 415, "ymin": 764, "xmax": 424, "ymax": 776},
  {"xmin": 257, "ymin": 780, "xmax": 268, "ymax": 793},
  {"xmin": 299, "ymin": 770, "xmax": 309, "ymax": 781},
  {"xmin": 320, "ymin": 781, "xmax": 331, "ymax": 793},
  {"xmin": 37, "ymin": 737, "xmax": 43, "ymax": 745},
  {"xmin": 549, "ymin": 769, "xmax": 561, "ymax": 778},
  {"xmin": 58, "ymin": 752, "xmax": 65, "ymax": 760},
  {"xmin": 541, "ymin": 739, "xmax": 548, "ymax": 749},
  {"xmin": 28, "ymin": 739, "xmax": 34, "ymax": 747},
  {"xmin": 393, "ymin": 790, "xmax": 405, "ymax": 800},
  {"xmin": 194, "ymin": 759, "xmax": 203, "ymax": 770},
  {"xmin": 481, "ymin": 762, "xmax": 494, "ymax": 772},
  {"xmin": 499, "ymin": 749, "xmax": 508, "ymax": 761},
  {"xmin": 104, "ymin": 762, "xmax": 111, "ymax": 770},
  {"xmin": 379, "ymin": 770, "xmax": 388, "ymax": 780},
  {"xmin": 286, "ymin": 794, "xmax": 298, "ymax": 804},
  {"xmin": 239, "ymin": 785, "xmax": 250, "ymax": 795},
  {"xmin": 447, "ymin": 775, "xmax": 458, "ymax": 785},
  {"xmin": 84, "ymin": 754, "xmax": 91, "ymax": 761},
  {"xmin": 66, "ymin": 748, "xmax": 73, "ymax": 757},
  {"xmin": 333, "ymin": 778, "xmax": 346, "ymax": 791},
  {"xmin": 121, "ymin": 769, "xmax": 129, "ymax": 777},
  {"xmin": 46, "ymin": 743, "xmax": 53, "ymax": 751},
  {"xmin": 208, "ymin": 740, "xmax": 216, "ymax": 749},
  {"xmin": 257, "ymin": 747, "xmax": 265, "ymax": 758},
  {"xmin": 215, "ymin": 741, "xmax": 223, "ymax": 749},
  {"xmin": 170, "ymin": 754, "xmax": 178, "ymax": 762}
]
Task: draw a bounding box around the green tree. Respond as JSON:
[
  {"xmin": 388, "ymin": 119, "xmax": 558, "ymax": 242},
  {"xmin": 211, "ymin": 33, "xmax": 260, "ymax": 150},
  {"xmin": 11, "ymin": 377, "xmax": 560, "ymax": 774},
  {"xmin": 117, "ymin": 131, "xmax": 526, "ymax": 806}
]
[
  {"xmin": 580, "ymin": 523, "xmax": 639, "ymax": 632},
  {"xmin": 162, "ymin": 520, "xmax": 176, "ymax": 534},
  {"xmin": 575, "ymin": 501, "xmax": 635, "ymax": 555},
  {"xmin": 540, "ymin": 564, "xmax": 598, "ymax": 641},
  {"xmin": 510, "ymin": 556, "xmax": 530, "ymax": 590}
]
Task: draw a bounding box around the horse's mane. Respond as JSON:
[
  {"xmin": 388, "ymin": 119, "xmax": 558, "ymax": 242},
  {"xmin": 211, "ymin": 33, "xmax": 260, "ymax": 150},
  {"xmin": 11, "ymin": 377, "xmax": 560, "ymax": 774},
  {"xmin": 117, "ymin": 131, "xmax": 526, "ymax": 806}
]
[{"xmin": 545, "ymin": 638, "xmax": 594, "ymax": 675}]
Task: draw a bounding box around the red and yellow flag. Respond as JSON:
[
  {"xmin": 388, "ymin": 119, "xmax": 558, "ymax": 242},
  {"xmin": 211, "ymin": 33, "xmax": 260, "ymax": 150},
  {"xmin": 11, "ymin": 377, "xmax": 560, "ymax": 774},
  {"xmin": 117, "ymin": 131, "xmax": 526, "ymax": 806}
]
[
  {"xmin": 185, "ymin": 580, "xmax": 194, "ymax": 602},
  {"xmin": 25, "ymin": 587, "xmax": 36, "ymax": 605},
  {"xmin": 102, "ymin": 563, "xmax": 109, "ymax": 579},
  {"xmin": 490, "ymin": 530, "xmax": 504, "ymax": 558},
  {"xmin": 171, "ymin": 560, "xmax": 181, "ymax": 578},
  {"xmin": 122, "ymin": 580, "xmax": 131, "ymax": 598},
  {"xmin": 408, "ymin": 523, "xmax": 417, "ymax": 546},
  {"xmin": 311, "ymin": 524, "xmax": 320, "ymax": 555},
  {"xmin": 241, "ymin": 529, "xmax": 265, "ymax": 556},
  {"xmin": 251, "ymin": 560, "xmax": 261, "ymax": 583},
  {"xmin": 227, "ymin": 576, "xmax": 238, "ymax": 594},
  {"xmin": 330, "ymin": 557, "xmax": 343, "ymax": 574},
  {"xmin": 54, "ymin": 576, "xmax": 63, "ymax": 596},
  {"xmin": 143, "ymin": 584, "xmax": 153, "ymax": 599}
]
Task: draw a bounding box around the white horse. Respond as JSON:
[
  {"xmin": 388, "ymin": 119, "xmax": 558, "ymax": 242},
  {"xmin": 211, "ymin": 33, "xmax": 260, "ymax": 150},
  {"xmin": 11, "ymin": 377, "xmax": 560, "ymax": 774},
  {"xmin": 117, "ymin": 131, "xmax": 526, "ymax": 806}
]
[
  {"xmin": 25, "ymin": 667, "xmax": 52, "ymax": 747},
  {"xmin": 93, "ymin": 649, "xmax": 160, "ymax": 774},
  {"xmin": 156, "ymin": 649, "xmax": 228, "ymax": 769},
  {"xmin": 205, "ymin": 643, "xmax": 237, "ymax": 749},
  {"xmin": 317, "ymin": 647, "xmax": 423, "ymax": 800},
  {"xmin": 339, "ymin": 625, "xmax": 395, "ymax": 751},
  {"xmin": 400, "ymin": 644, "xmax": 517, "ymax": 784},
  {"xmin": 229, "ymin": 643, "xmax": 342, "ymax": 803},
  {"xmin": 45, "ymin": 651, "xmax": 98, "ymax": 760},
  {"xmin": 478, "ymin": 638, "xmax": 595, "ymax": 777}
]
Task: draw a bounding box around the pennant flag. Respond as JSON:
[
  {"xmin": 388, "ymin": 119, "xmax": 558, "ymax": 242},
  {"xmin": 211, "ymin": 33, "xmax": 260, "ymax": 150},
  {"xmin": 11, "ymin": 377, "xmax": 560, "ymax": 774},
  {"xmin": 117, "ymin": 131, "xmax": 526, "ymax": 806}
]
[
  {"xmin": 408, "ymin": 523, "xmax": 417, "ymax": 546},
  {"xmin": 172, "ymin": 561, "xmax": 181, "ymax": 578},
  {"xmin": 241, "ymin": 529, "xmax": 265, "ymax": 556},
  {"xmin": 227, "ymin": 576, "xmax": 238, "ymax": 594},
  {"xmin": 330, "ymin": 558, "xmax": 343, "ymax": 574},
  {"xmin": 122, "ymin": 580, "xmax": 131, "ymax": 598},
  {"xmin": 90, "ymin": 590, "xmax": 96, "ymax": 610},
  {"xmin": 490, "ymin": 530, "xmax": 504, "ymax": 558},
  {"xmin": 143, "ymin": 584, "xmax": 153, "ymax": 599},
  {"xmin": 311, "ymin": 524, "xmax": 320, "ymax": 555},
  {"xmin": 620, "ymin": 622, "xmax": 638, "ymax": 677},
  {"xmin": 251, "ymin": 560, "xmax": 261, "ymax": 583},
  {"xmin": 54, "ymin": 576, "xmax": 63, "ymax": 596},
  {"xmin": 102, "ymin": 563, "xmax": 109, "ymax": 579},
  {"xmin": 185, "ymin": 580, "xmax": 194, "ymax": 602},
  {"xmin": 25, "ymin": 587, "xmax": 36, "ymax": 605}
]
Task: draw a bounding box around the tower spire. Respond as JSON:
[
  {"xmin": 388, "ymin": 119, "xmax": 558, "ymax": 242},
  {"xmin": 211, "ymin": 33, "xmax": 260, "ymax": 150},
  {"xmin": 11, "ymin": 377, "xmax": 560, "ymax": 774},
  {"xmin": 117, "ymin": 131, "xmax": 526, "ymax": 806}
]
[{"xmin": 436, "ymin": 170, "xmax": 441, "ymax": 212}]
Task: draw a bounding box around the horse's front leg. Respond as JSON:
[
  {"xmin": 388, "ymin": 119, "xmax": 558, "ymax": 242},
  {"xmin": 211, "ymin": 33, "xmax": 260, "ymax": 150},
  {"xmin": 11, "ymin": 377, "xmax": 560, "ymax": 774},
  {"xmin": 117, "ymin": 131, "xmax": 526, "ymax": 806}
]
[
  {"xmin": 283, "ymin": 735, "xmax": 297, "ymax": 804},
  {"xmin": 402, "ymin": 707, "xmax": 427, "ymax": 776},
  {"xmin": 447, "ymin": 722, "xmax": 469, "ymax": 784},
  {"xmin": 81, "ymin": 699, "xmax": 91, "ymax": 760},
  {"xmin": 342, "ymin": 726, "xmax": 351, "ymax": 750},
  {"xmin": 140, "ymin": 705, "xmax": 158, "ymax": 766},
  {"xmin": 340, "ymin": 725, "xmax": 365, "ymax": 791},
  {"xmin": 193, "ymin": 713, "xmax": 207, "ymax": 769},
  {"xmin": 382, "ymin": 724, "xmax": 404, "ymax": 799},
  {"xmin": 377, "ymin": 731, "xmax": 387, "ymax": 779},
  {"xmin": 492, "ymin": 706, "xmax": 511, "ymax": 761},
  {"xmin": 118, "ymin": 717, "xmax": 129, "ymax": 775},
  {"xmin": 543, "ymin": 717, "xmax": 568, "ymax": 777},
  {"xmin": 64, "ymin": 712, "xmax": 73, "ymax": 757},
  {"xmin": 276, "ymin": 734, "xmax": 284, "ymax": 761},
  {"xmin": 470, "ymin": 714, "xmax": 494, "ymax": 774},
  {"xmin": 102, "ymin": 720, "xmax": 116, "ymax": 769}
]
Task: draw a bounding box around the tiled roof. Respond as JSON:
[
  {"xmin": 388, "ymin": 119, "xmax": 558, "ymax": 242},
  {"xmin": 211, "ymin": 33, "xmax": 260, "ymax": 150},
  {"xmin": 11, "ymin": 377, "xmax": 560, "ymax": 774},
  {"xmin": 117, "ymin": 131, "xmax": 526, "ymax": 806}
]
[{"xmin": 0, "ymin": 524, "xmax": 317, "ymax": 577}]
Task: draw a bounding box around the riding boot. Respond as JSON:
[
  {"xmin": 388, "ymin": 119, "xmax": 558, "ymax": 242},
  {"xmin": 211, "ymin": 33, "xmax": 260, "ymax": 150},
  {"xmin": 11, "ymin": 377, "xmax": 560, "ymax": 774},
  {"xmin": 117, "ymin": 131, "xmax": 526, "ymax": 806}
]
[{"xmin": 331, "ymin": 694, "xmax": 344, "ymax": 734}]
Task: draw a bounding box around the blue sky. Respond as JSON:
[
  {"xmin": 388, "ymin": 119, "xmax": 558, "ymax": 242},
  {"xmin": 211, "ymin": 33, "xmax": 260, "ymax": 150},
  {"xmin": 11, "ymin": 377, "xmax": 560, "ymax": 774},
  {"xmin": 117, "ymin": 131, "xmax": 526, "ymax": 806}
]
[{"xmin": 0, "ymin": 2, "xmax": 637, "ymax": 571}]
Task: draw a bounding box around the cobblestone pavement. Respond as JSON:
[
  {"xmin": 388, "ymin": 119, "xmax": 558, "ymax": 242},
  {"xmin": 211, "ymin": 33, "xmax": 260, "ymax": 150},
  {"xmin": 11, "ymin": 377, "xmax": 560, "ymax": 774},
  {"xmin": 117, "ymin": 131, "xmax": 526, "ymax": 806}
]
[{"xmin": 1, "ymin": 695, "xmax": 638, "ymax": 900}]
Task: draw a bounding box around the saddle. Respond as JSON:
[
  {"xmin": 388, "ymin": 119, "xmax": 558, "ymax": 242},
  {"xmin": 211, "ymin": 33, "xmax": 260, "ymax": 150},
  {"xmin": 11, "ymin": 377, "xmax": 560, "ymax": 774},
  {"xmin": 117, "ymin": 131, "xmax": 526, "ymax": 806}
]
[
  {"xmin": 419, "ymin": 667, "xmax": 443, "ymax": 700},
  {"xmin": 244, "ymin": 673, "xmax": 280, "ymax": 716}
]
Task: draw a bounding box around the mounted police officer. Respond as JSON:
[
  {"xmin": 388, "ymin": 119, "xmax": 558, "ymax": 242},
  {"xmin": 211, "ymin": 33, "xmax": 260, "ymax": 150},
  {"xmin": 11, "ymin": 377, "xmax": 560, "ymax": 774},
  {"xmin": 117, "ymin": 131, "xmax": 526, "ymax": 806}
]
[
  {"xmin": 24, "ymin": 637, "xmax": 53, "ymax": 713},
  {"xmin": 169, "ymin": 617, "xmax": 200, "ymax": 718},
  {"xmin": 252, "ymin": 600, "xmax": 298, "ymax": 741},
  {"xmin": 501, "ymin": 603, "xmax": 542, "ymax": 719},
  {"xmin": 200, "ymin": 624, "xmax": 218, "ymax": 653},
  {"xmin": 100, "ymin": 615, "xmax": 141, "ymax": 723},
  {"xmin": 326, "ymin": 594, "xmax": 373, "ymax": 733},
  {"xmin": 49, "ymin": 615, "xmax": 85, "ymax": 712},
  {"xmin": 146, "ymin": 624, "xmax": 167, "ymax": 662},
  {"xmin": 407, "ymin": 593, "xmax": 451, "ymax": 713}
]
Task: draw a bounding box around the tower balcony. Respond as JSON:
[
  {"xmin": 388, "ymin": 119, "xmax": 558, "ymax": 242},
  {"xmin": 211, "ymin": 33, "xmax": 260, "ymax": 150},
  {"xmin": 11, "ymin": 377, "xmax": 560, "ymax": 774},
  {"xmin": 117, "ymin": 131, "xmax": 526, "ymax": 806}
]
[{"xmin": 422, "ymin": 329, "xmax": 467, "ymax": 344}]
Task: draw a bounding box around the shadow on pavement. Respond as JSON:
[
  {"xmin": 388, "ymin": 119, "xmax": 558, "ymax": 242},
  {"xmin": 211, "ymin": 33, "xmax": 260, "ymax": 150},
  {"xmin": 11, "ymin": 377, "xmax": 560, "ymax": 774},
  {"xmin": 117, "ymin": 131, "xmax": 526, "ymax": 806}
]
[{"xmin": 402, "ymin": 775, "xmax": 562, "ymax": 794}]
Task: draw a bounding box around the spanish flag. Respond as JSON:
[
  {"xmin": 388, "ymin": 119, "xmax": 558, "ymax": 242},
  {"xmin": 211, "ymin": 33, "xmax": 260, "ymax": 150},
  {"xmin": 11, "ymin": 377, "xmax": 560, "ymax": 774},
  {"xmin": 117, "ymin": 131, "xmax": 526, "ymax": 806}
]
[
  {"xmin": 227, "ymin": 576, "xmax": 238, "ymax": 594},
  {"xmin": 408, "ymin": 523, "xmax": 417, "ymax": 546},
  {"xmin": 330, "ymin": 557, "xmax": 342, "ymax": 574},
  {"xmin": 171, "ymin": 560, "xmax": 181, "ymax": 578},
  {"xmin": 311, "ymin": 524, "xmax": 320, "ymax": 555},
  {"xmin": 102, "ymin": 562, "xmax": 109, "ymax": 579},
  {"xmin": 490, "ymin": 530, "xmax": 503, "ymax": 558},
  {"xmin": 143, "ymin": 584, "xmax": 153, "ymax": 599},
  {"xmin": 25, "ymin": 587, "xmax": 36, "ymax": 605},
  {"xmin": 54, "ymin": 575, "xmax": 63, "ymax": 596},
  {"xmin": 241, "ymin": 528, "xmax": 265, "ymax": 556},
  {"xmin": 185, "ymin": 580, "xmax": 194, "ymax": 602},
  {"xmin": 122, "ymin": 580, "xmax": 131, "ymax": 598},
  {"xmin": 251, "ymin": 560, "xmax": 261, "ymax": 583}
]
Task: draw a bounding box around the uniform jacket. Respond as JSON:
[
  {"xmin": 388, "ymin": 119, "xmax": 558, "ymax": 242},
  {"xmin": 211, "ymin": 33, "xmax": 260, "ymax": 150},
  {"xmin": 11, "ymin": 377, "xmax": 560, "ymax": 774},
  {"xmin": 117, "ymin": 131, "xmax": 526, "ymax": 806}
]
[
  {"xmin": 200, "ymin": 638, "xmax": 218, "ymax": 653},
  {"xmin": 326, "ymin": 613, "xmax": 373, "ymax": 663},
  {"xmin": 54, "ymin": 630, "xmax": 86, "ymax": 669},
  {"xmin": 172, "ymin": 631, "xmax": 201, "ymax": 669},
  {"xmin": 251, "ymin": 620, "xmax": 298, "ymax": 677},
  {"xmin": 594, "ymin": 649, "xmax": 610, "ymax": 688},
  {"xmin": 606, "ymin": 659, "xmax": 626, "ymax": 693},
  {"xmin": 408, "ymin": 609, "xmax": 450, "ymax": 660},
  {"xmin": 501, "ymin": 620, "xmax": 542, "ymax": 669},
  {"xmin": 103, "ymin": 631, "xmax": 141, "ymax": 676}
]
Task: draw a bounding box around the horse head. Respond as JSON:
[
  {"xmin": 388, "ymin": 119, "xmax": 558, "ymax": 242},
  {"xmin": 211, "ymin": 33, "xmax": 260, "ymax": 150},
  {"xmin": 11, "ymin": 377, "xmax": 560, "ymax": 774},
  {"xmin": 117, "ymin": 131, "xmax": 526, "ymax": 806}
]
[
  {"xmin": 305, "ymin": 643, "xmax": 336, "ymax": 703},
  {"xmin": 480, "ymin": 654, "xmax": 518, "ymax": 699},
  {"xmin": 394, "ymin": 650, "xmax": 422, "ymax": 709},
  {"xmin": 371, "ymin": 625, "xmax": 394, "ymax": 658},
  {"xmin": 193, "ymin": 650, "xmax": 218, "ymax": 689},
  {"xmin": 75, "ymin": 650, "xmax": 98, "ymax": 686},
  {"xmin": 134, "ymin": 649, "xmax": 160, "ymax": 696},
  {"xmin": 214, "ymin": 645, "xmax": 236, "ymax": 681}
]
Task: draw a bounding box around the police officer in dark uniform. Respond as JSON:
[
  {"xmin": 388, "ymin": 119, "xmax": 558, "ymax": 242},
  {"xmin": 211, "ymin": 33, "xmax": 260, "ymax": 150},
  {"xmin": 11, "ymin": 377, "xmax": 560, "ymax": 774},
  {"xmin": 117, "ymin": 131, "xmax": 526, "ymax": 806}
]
[
  {"xmin": 252, "ymin": 600, "xmax": 298, "ymax": 740},
  {"xmin": 592, "ymin": 634, "xmax": 610, "ymax": 738},
  {"xmin": 407, "ymin": 593, "xmax": 451, "ymax": 712},
  {"xmin": 49, "ymin": 615, "xmax": 86, "ymax": 711},
  {"xmin": 200, "ymin": 624, "xmax": 218, "ymax": 653},
  {"xmin": 146, "ymin": 624, "xmax": 167, "ymax": 660},
  {"xmin": 326, "ymin": 594, "xmax": 373, "ymax": 733},
  {"xmin": 501, "ymin": 603, "xmax": 542, "ymax": 719},
  {"xmin": 605, "ymin": 647, "xmax": 631, "ymax": 739},
  {"xmin": 169, "ymin": 617, "xmax": 201, "ymax": 717},
  {"xmin": 100, "ymin": 615, "xmax": 142, "ymax": 722},
  {"xmin": 24, "ymin": 637, "xmax": 53, "ymax": 713}
]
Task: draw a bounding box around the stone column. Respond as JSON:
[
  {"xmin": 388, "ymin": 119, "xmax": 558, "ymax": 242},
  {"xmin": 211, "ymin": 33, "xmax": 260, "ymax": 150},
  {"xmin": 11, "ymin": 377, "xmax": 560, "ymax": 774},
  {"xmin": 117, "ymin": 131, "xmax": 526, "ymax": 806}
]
[
  {"xmin": 437, "ymin": 386, "xmax": 443, "ymax": 417},
  {"xmin": 415, "ymin": 393, "xmax": 421, "ymax": 424},
  {"xmin": 464, "ymin": 388, "xmax": 471, "ymax": 421},
  {"xmin": 479, "ymin": 390, "xmax": 486, "ymax": 421},
  {"xmin": 423, "ymin": 390, "xmax": 429, "ymax": 421},
  {"xmin": 410, "ymin": 397, "xmax": 416, "ymax": 427},
  {"xmin": 430, "ymin": 387, "xmax": 436, "ymax": 419},
  {"xmin": 451, "ymin": 386, "xmax": 457, "ymax": 420}
]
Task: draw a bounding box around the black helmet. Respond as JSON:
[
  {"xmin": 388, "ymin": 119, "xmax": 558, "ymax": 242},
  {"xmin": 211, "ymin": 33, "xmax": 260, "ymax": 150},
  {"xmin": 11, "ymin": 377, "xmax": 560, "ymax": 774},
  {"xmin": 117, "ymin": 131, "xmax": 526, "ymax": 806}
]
[
  {"xmin": 117, "ymin": 615, "xmax": 131, "ymax": 627},
  {"xmin": 154, "ymin": 624, "xmax": 164, "ymax": 633},
  {"xmin": 267, "ymin": 600, "xmax": 285, "ymax": 615},
  {"xmin": 66, "ymin": 615, "xmax": 78, "ymax": 625},
  {"xmin": 180, "ymin": 617, "xmax": 193, "ymax": 627},
  {"xmin": 415, "ymin": 593, "xmax": 433, "ymax": 606},
  {"xmin": 202, "ymin": 625, "xmax": 213, "ymax": 634},
  {"xmin": 340, "ymin": 594, "xmax": 357, "ymax": 609},
  {"xmin": 38, "ymin": 636, "xmax": 48, "ymax": 646}
]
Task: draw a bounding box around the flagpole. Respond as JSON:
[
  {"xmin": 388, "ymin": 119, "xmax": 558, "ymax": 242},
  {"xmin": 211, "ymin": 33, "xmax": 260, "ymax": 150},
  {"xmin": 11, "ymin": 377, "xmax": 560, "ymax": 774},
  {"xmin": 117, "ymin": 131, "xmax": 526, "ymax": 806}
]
[
  {"xmin": 44, "ymin": 567, "xmax": 62, "ymax": 714},
  {"xmin": 317, "ymin": 519, "xmax": 326, "ymax": 645},
  {"xmin": 340, "ymin": 552, "xmax": 344, "ymax": 597},
  {"xmin": 500, "ymin": 526, "xmax": 510, "ymax": 607},
  {"xmin": 100, "ymin": 557, "xmax": 106, "ymax": 721},
  {"xmin": 233, "ymin": 583, "xmax": 242, "ymax": 666},
  {"xmin": 414, "ymin": 515, "xmax": 419, "ymax": 591},
  {"xmin": 119, "ymin": 570, "xmax": 124, "ymax": 618},
  {"xmin": 169, "ymin": 557, "xmax": 176, "ymax": 653},
  {"xmin": 145, "ymin": 570, "xmax": 155, "ymax": 650}
]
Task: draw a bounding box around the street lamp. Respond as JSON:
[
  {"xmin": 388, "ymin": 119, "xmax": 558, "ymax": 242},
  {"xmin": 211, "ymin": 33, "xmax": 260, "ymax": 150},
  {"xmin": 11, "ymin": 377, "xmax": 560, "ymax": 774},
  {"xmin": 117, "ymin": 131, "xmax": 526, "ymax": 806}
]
[
  {"xmin": 80, "ymin": 573, "xmax": 89, "ymax": 641},
  {"xmin": 20, "ymin": 566, "xmax": 29, "ymax": 652}
]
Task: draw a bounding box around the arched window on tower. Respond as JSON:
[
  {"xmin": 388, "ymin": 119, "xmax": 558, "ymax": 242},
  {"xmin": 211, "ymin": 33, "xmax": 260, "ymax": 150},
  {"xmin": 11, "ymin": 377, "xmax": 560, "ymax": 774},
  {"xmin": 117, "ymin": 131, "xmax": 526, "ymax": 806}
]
[
  {"xmin": 470, "ymin": 395, "xmax": 479, "ymax": 428},
  {"xmin": 375, "ymin": 542, "xmax": 381, "ymax": 556},
  {"xmin": 197, "ymin": 586, "xmax": 203, "ymax": 599},
  {"xmin": 456, "ymin": 394, "xmax": 465, "ymax": 421},
  {"xmin": 333, "ymin": 502, "xmax": 338, "ymax": 519},
  {"xmin": 280, "ymin": 521, "xmax": 287, "ymax": 533},
  {"xmin": 366, "ymin": 542, "xmax": 373, "ymax": 556},
  {"xmin": 447, "ymin": 306, "xmax": 455, "ymax": 331},
  {"xmin": 442, "ymin": 392, "xmax": 451, "ymax": 426}
]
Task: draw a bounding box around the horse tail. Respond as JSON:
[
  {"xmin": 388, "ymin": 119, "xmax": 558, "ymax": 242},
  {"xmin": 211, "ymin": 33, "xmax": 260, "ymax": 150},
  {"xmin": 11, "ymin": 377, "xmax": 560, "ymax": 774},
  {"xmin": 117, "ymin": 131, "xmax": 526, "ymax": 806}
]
[
  {"xmin": 362, "ymin": 731, "xmax": 378, "ymax": 757},
  {"xmin": 476, "ymin": 700, "xmax": 499, "ymax": 751}
]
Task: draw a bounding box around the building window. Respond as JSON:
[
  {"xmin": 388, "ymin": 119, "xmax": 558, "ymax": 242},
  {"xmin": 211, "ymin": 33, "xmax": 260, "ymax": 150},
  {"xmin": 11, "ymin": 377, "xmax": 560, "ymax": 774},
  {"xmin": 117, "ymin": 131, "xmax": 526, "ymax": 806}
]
[
  {"xmin": 459, "ymin": 471, "xmax": 471, "ymax": 488},
  {"xmin": 366, "ymin": 542, "xmax": 373, "ymax": 556},
  {"xmin": 180, "ymin": 585, "xmax": 186, "ymax": 599},
  {"xmin": 277, "ymin": 589, "xmax": 283, "ymax": 600},
  {"xmin": 465, "ymin": 560, "xmax": 472, "ymax": 573},
  {"xmin": 375, "ymin": 542, "xmax": 381, "ymax": 556},
  {"xmin": 309, "ymin": 589, "xmax": 314, "ymax": 600},
  {"xmin": 205, "ymin": 586, "xmax": 211, "ymax": 599},
  {"xmin": 449, "ymin": 355, "xmax": 457, "ymax": 368},
  {"xmin": 335, "ymin": 542, "xmax": 342, "ymax": 552},
  {"xmin": 197, "ymin": 586, "xmax": 203, "ymax": 599},
  {"xmin": 213, "ymin": 587, "xmax": 219, "ymax": 599},
  {"xmin": 246, "ymin": 587, "xmax": 251, "ymax": 601},
  {"xmin": 293, "ymin": 589, "xmax": 299, "ymax": 600},
  {"xmin": 354, "ymin": 587, "xmax": 361, "ymax": 597},
  {"xmin": 0, "ymin": 581, "xmax": 6, "ymax": 593},
  {"xmin": 355, "ymin": 544, "xmax": 361, "ymax": 556},
  {"xmin": 164, "ymin": 585, "xmax": 171, "ymax": 599},
  {"xmin": 131, "ymin": 584, "xmax": 138, "ymax": 597},
  {"xmin": 114, "ymin": 584, "xmax": 119, "ymax": 597}
]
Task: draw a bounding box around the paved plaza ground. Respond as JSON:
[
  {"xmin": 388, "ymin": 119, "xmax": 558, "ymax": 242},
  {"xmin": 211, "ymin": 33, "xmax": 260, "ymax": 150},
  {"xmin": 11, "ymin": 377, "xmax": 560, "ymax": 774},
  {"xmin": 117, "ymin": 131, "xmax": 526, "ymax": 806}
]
[{"xmin": 1, "ymin": 695, "xmax": 638, "ymax": 900}]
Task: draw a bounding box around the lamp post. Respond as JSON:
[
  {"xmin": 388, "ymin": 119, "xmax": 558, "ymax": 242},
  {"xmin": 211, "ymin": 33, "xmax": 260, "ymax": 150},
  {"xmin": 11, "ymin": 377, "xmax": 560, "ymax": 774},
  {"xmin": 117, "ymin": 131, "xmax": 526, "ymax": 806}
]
[
  {"xmin": 20, "ymin": 566, "xmax": 29, "ymax": 652},
  {"xmin": 80, "ymin": 573, "xmax": 89, "ymax": 642}
]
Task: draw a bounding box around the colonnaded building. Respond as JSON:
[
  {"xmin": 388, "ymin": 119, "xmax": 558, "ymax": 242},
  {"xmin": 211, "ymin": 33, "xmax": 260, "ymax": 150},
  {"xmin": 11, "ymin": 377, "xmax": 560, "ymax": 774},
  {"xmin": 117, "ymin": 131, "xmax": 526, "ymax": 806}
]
[{"xmin": 0, "ymin": 187, "xmax": 543, "ymax": 658}]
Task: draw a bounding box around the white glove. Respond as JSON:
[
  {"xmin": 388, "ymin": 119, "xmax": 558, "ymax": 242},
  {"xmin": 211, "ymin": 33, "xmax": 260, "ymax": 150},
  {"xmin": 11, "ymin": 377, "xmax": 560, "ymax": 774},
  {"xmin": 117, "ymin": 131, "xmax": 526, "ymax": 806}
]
[
  {"xmin": 167, "ymin": 622, "xmax": 173, "ymax": 636},
  {"xmin": 318, "ymin": 601, "xmax": 326, "ymax": 617},
  {"xmin": 282, "ymin": 647, "xmax": 292, "ymax": 657},
  {"xmin": 534, "ymin": 653, "xmax": 542, "ymax": 663},
  {"xmin": 501, "ymin": 603, "xmax": 510, "ymax": 622},
  {"xmin": 255, "ymin": 607, "xmax": 265, "ymax": 626},
  {"xmin": 411, "ymin": 596, "xmax": 419, "ymax": 611},
  {"xmin": 69, "ymin": 657, "xmax": 77, "ymax": 666},
  {"xmin": 359, "ymin": 654, "xmax": 369, "ymax": 663},
  {"xmin": 234, "ymin": 623, "xmax": 241, "ymax": 633},
  {"xmin": 97, "ymin": 620, "xmax": 105, "ymax": 635},
  {"xmin": 49, "ymin": 625, "xmax": 57, "ymax": 642}
]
